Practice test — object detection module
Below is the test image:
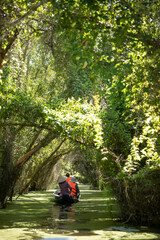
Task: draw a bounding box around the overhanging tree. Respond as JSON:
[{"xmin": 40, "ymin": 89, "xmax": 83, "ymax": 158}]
[
  {"xmin": 0, "ymin": 91, "xmax": 103, "ymax": 207},
  {"xmin": 0, "ymin": 0, "xmax": 160, "ymax": 225}
]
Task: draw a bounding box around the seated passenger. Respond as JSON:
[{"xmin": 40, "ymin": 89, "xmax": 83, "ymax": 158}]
[
  {"xmin": 66, "ymin": 173, "xmax": 71, "ymax": 182},
  {"xmin": 69, "ymin": 177, "xmax": 80, "ymax": 200}
]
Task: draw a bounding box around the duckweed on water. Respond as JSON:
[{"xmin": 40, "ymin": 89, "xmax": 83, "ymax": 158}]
[{"xmin": 0, "ymin": 185, "xmax": 160, "ymax": 240}]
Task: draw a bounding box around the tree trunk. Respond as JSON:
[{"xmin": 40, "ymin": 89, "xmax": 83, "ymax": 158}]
[
  {"xmin": 0, "ymin": 129, "xmax": 56, "ymax": 208},
  {"xmin": 0, "ymin": 127, "xmax": 15, "ymax": 208}
]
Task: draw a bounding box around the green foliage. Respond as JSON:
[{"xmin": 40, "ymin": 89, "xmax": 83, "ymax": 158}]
[
  {"xmin": 0, "ymin": 0, "xmax": 160, "ymax": 211},
  {"xmin": 0, "ymin": 87, "xmax": 103, "ymax": 148}
]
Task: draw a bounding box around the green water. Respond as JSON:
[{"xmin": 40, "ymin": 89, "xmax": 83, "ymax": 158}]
[{"xmin": 0, "ymin": 185, "xmax": 160, "ymax": 240}]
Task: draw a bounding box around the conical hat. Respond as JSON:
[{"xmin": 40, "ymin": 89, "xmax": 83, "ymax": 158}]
[{"xmin": 58, "ymin": 175, "xmax": 67, "ymax": 183}]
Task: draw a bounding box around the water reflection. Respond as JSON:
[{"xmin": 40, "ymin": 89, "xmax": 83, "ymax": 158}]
[
  {"xmin": 51, "ymin": 204, "xmax": 75, "ymax": 230},
  {"xmin": 59, "ymin": 205, "xmax": 75, "ymax": 221}
]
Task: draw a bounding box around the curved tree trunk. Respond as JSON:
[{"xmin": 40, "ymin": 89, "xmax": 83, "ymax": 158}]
[{"xmin": 0, "ymin": 128, "xmax": 57, "ymax": 208}]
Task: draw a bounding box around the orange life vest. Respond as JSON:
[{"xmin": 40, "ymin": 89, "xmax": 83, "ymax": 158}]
[
  {"xmin": 66, "ymin": 177, "xmax": 71, "ymax": 182},
  {"xmin": 68, "ymin": 181, "xmax": 77, "ymax": 199}
]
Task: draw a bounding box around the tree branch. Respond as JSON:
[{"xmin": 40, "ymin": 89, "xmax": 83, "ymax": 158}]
[
  {"xmin": 10, "ymin": 1, "xmax": 49, "ymax": 28},
  {"xmin": 17, "ymin": 140, "xmax": 73, "ymax": 197},
  {"xmin": 0, "ymin": 121, "xmax": 53, "ymax": 131},
  {"xmin": 14, "ymin": 132, "xmax": 57, "ymax": 167},
  {"xmin": 26, "ymin": 130, "xmax": 42, "ymax": 152}
]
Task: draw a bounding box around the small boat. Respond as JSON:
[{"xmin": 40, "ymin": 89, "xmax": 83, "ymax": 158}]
[{"xmin": 53, "ymin": 189, "xmax": 80, "ymax": 205}]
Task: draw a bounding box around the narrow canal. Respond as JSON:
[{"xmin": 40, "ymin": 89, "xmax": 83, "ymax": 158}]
[{"xmin": 0, "ymin": 184, "xmax": 160, "ymax": 240}]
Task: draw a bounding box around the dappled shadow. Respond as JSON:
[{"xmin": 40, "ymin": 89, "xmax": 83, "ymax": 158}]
[
  {"xmin": 0, "ymin": 186, "xmax": 160, "ymax": 240},
  {"xmin": 0, "ymin": 191, "xmax": 54, "ymax": 230}
]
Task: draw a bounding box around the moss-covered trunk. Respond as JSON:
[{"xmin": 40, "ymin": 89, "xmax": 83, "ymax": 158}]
[{"xmin": 113, "ymin": 170, "xmax": 160, "ymax": 227}]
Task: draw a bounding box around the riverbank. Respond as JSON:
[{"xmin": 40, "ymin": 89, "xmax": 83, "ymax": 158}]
[{"xmin": 0, "ymin": 185, "xmax": 160, "ymax": 240}]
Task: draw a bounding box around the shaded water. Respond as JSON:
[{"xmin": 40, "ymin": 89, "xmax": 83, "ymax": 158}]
[{"xmin": 0, "ymin": 184, "xmax": 160, "ymax": 240}]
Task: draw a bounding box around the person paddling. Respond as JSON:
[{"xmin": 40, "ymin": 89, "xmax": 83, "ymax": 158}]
[{"xmin": 58, "ymin": 175, "xmax": 72, "ymax": 204}]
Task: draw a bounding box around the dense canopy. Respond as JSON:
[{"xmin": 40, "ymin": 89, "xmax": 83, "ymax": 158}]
[{"xmin": 0, "ymin": 0, "xmax": 160, "ymax": 226}]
